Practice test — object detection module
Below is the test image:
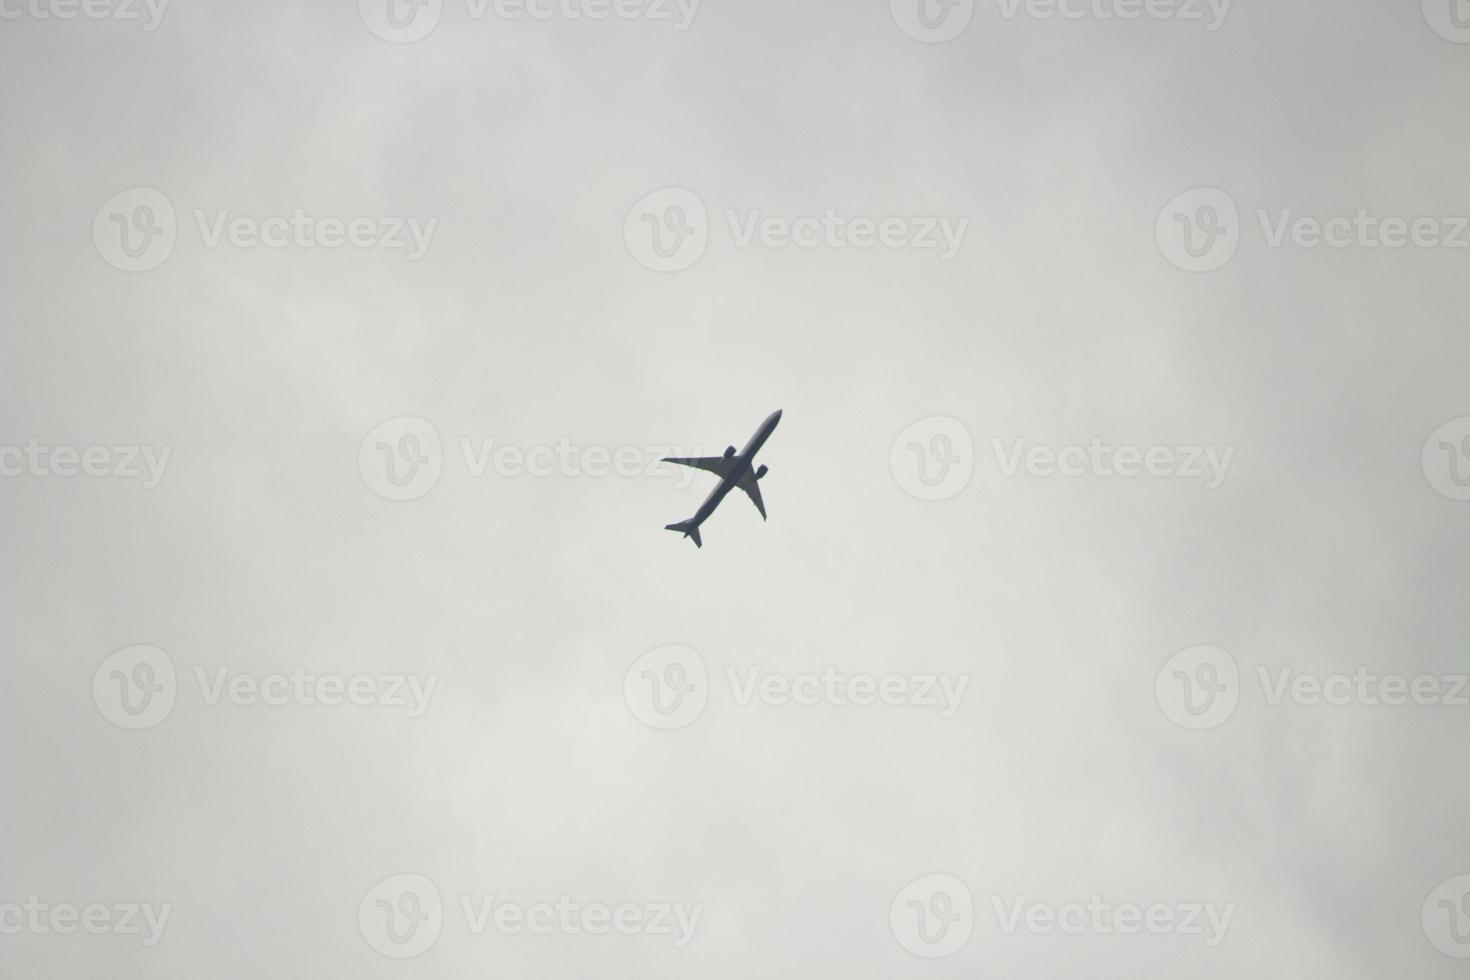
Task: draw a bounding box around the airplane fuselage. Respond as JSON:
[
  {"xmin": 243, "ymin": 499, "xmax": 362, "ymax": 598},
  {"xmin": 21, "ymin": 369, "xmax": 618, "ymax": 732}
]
[{"xmin": 681, "ymin": 409, "xmax": 781, "ymax": 533}]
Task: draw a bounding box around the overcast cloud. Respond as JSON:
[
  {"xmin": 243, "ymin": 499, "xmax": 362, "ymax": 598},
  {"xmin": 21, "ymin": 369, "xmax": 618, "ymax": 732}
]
[{"xmin": 2, "ymin": 0, "xmax": 1470, "ymax": 976}]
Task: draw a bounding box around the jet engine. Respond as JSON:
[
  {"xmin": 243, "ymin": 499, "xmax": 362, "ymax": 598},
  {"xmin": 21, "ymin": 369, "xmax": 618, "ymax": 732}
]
[
  {"xmin": 723, "ymin": 445, "xmax": 737, "ymax": 458},
  {"xmin": 755, "ymin": 464, "xmax": 769, "ymax": 479}
]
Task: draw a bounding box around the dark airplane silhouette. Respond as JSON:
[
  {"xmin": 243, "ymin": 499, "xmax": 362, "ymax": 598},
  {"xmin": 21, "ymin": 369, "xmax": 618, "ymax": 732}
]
[{"xmin": 663, "ymin": 410, "xmax": 782, "ymax": 548}]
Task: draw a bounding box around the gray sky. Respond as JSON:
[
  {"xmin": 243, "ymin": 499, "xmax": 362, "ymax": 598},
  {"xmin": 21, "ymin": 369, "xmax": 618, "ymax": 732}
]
[{"xmin": 4, "ymin": 0, "xmax": 1470, "ymax": 976}]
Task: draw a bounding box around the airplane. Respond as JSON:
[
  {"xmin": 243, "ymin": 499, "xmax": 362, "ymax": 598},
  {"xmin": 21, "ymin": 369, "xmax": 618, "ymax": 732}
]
[{"xmin": 663, "ymin": 409, "xmax": 782, "ymax": 548}]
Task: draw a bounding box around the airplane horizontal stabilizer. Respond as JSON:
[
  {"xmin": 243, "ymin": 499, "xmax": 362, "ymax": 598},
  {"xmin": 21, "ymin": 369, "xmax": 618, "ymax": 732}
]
[{"xmin": 664, "ymin": 520, "xmax": 702, "ymax": 548}]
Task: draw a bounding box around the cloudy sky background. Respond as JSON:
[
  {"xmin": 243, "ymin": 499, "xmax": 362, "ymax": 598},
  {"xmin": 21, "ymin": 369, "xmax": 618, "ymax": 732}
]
[{"xmin": 3, "ymin": 0, "xmax": 1470, "ymax": 976}]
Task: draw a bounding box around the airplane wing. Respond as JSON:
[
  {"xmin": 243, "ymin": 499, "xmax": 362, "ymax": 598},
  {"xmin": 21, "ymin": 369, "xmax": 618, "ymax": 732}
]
[
  {"xmin": 737, "ymin": 473, "xmax": 766, "ymax": 520},
  {"xmin": 662, "ymin": 456, "xmax": 734, "ymax": 477}
]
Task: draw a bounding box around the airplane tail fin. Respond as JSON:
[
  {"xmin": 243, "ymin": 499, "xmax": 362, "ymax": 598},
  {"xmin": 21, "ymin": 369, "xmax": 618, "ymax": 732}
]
[{"xmin": 665, "ymin": 520, "xmax": 702, "ymax": 548}]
